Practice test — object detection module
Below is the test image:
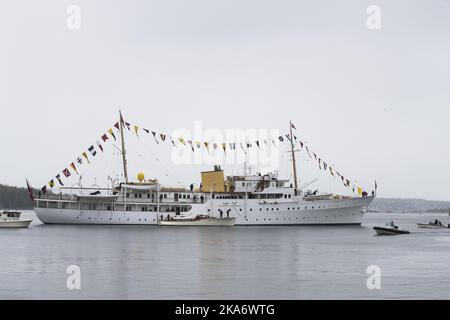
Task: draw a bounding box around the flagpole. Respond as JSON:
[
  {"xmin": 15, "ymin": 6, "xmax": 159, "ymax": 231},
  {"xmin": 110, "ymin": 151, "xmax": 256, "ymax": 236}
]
[
  {"xmin": 119, "ymin": 110, "xmax": 129, "ymax": 183},
  {"xmin": 289, "ymin": 121, "xmax": 299, "ymax": 194}
]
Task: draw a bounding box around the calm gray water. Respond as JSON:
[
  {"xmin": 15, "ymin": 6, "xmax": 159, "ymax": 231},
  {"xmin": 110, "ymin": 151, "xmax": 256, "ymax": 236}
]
[{"xmin": 1, "ymin": 211, "xmax": 450, "ymax": 300}]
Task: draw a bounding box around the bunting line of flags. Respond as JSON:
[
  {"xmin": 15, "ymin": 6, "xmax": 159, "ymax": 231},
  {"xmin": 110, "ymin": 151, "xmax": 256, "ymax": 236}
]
[
  {"xmin": 288, "ymin": 123, "xmax": 366, "ymax": 196},
  {"xmin": 39, "ymin": 117, "xmax": 368, "ymax": 196},
  {"xmin": 39, "ymin": 120, "xmax": 123, "ymax": 195}
]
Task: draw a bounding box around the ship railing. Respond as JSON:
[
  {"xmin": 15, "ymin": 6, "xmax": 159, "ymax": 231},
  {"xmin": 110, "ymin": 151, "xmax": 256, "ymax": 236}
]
[{"xmin": 36, "ymin": 193, "xmax": 79, "ymax": 201}]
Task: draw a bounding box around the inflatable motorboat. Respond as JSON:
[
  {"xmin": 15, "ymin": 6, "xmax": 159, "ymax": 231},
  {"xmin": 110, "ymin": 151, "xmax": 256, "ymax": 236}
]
[
  {"xmin": 417, "ymin": 220, "xmax": 449, "ymax": 229},
  {"xmin": 374, "ymin": 221, "xmax": 410, "ymax": 235}
]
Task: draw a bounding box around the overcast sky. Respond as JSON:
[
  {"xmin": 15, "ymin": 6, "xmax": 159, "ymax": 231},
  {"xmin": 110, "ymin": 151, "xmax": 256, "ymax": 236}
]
[{"xmin": 1, "ymin": 0, "xmax": 449, "ymax": 200}]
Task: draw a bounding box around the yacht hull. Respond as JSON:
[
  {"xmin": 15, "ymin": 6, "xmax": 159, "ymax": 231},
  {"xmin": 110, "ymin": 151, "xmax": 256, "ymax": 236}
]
[{"xmin": 34, "ymin": 196, "xmax": 374, "ymax": 226}]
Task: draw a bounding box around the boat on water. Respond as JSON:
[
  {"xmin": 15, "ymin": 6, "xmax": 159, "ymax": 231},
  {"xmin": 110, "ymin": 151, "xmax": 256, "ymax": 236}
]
[
  {"xmin": 0, "ymin": 210, "xmax": 33, "ymax": 228},
  {"xmin": 374, "ymin": 221, "xmax": 410, "ymax": 235},
  {"xmin": 417, "ymin": 220, "xmax": 449, "ymax": 229},
  {"xmin": 158, "ymin": 214, "xmax": 235, "ymax": 227},
  {"xmin": 30, "ymin": 113, "xmax": 375, "ymax": 226}
]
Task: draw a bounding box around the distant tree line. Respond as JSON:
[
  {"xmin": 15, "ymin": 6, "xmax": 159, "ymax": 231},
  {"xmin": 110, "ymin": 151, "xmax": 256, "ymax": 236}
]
[{"xmin": 0, "ymin": 184, "xmax": 35, "ymax": 209}]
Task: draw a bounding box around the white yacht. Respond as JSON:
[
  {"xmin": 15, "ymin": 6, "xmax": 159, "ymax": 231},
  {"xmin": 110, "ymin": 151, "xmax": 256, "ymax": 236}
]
[
  {"xmin": 32, "ymin": 114, "xmax": 375, "ymax": 226},
  {"xmin": 0, "ymin": 210, "xmax": 33, "ymax": 228}
]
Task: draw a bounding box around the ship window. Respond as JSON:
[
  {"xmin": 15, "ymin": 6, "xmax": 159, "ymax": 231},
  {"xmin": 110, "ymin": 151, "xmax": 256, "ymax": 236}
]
[
  {"xmin": 288, "ymin": 195, "xmax": 291, "ymax": 198},
  {"xmin": 164, "ymin": 194, "xmax": 168, "ymax": 199},
  {"xmin": 126, "ymin": 206, "xmax": 132, "ymax": 211}
]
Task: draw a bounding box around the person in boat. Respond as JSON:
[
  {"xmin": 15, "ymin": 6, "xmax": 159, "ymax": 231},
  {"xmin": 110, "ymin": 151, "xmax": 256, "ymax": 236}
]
[
  {"xmin": 190, "ymin": 184, "xmax": 194, "ymax": 193},
  {"xmin": 389, "ymin": 221, "xmax": 398, "ymax": 228}
]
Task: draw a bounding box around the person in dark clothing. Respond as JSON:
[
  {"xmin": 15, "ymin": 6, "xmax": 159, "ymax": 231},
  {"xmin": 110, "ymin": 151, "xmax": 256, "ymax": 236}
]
[{"xmin": 190, "ymin": 184, "xmax": 194, "ymax": 192}]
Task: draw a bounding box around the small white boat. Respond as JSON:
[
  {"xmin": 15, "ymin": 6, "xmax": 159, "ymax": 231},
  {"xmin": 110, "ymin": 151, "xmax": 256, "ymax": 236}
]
[
  {"xmin": 417, "ymin": 220, "xmax": 449, "ymax": 229},
  {"xmin": 158, "ymin": 214, "xmax": 235, "ymax": 227},
  {"xmin": 0, "ymin": 210, "xmax": 33, "ymax": 228},
  {"xmin": 374, "ymin": 221, "xmax": 410, "ymax": 235}
]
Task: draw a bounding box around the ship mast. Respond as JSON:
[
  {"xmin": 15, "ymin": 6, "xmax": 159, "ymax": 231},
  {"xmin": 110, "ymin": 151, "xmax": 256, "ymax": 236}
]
[
  {"xmin": 289, "ymin": 121, "xmax": 298, "ymax": 193},
  {"xmin": 119, "ymin": 110, "xmax": 129, "ymax": 183}
]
